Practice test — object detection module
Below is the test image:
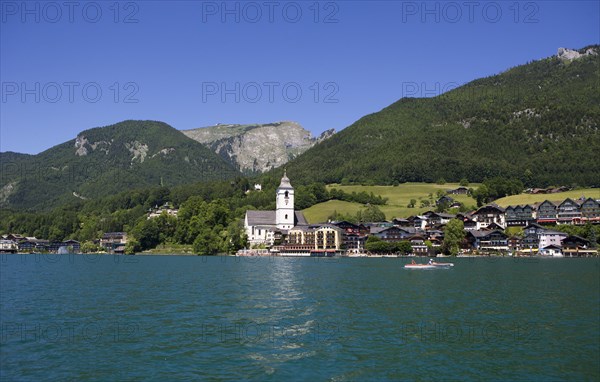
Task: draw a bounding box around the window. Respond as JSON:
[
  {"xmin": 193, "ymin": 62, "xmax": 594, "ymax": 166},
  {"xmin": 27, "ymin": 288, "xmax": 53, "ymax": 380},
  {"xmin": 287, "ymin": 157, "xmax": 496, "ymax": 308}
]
[
  {"xmin": 284, "ymin": 191, "xmax": 289, "ymax": 198},
  {"xmin": 285, "ymin": 214, "xmax": 288, "ymax": 220}
]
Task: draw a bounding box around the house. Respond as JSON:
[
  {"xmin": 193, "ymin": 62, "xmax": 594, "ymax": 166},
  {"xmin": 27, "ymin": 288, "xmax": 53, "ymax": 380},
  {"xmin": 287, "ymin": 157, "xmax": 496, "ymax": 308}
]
[
  {"xmin": 456, "ymin": 213, "xmax": 477, "ymax": 231},
  {"xmin": 148, "ymin": 203, "xmax": 179, "ymax": 219},
  {"xmin": 505, "ymin": 205, "xmax": 535, "ymax": 226},
  {"xmin": 244, "ymin": 171, "xmax": 308, "ymax": 247},
  {"xmin": 447, "ymin": 186, "xmax": 469, "ymax": 195},
  {"xmin": 521, "ymin": 223, "xmax": 546, "ymax": 249},
  {"xmin": 18, "ymin": 238, "xmax": 50, "ymax": 252},
  {"xmin": 561, "ymin": 235, "xmax": 597, "ymax": 257},
  {"xmin": 406, "ymin": 235, "xmax": 428, "ymax": 254},
  {"xmin": 436, "ymin": 195, "xmax": 454, "ymax": 206},
  {"xmin": 331, "ymin": 221, "xmax": 368, "ymax": 251},
  {"xmin": 539, "ymin": 244, "xmax": 563, "ymax": 257},
  {"xmin": 0, "ymin": 240, "xmax": 18, "ymax": 253},
  {"xmin": 507, "ymin": 236, "xmax": 522, "ymax": 252},
  {"xmin": 556, "ymin": 198, "xmax": 581, "ymax": 224},
  {"xmin": 100, "ymin": 232, "xmax": 128, "ymax": 253},
  {"xmin": 408, "ymin": 215, "xmax": 427, "ymax": 230},
  {"xmin": 370, "ymin": 226, "xmax": 412, "ymax": 241},
  {"xmin": 536, "ymin": 200, "xmax": 557, "ymax": 224},
  {"xmin": 3, "ymin": 233, "xmax": 25, "ymax": 242},
  {"xmin": 392, "ymin": 218, "xmax": 411, "ymax": 228},
  {"xmin": 467, "ymin": 230, "xmax": 509, "ymax": 252},
  {"xmin": 423, "ymin": 211, "xmax": 455, "ymax": 227},
  {"xmin": 471, "ymin": 205, "xmax": 506, "ymax": 230},
  {"xmin": 58, "ymin": 240, "xmax": 81, "ymax": 253},
  {"xmin": 538, "ymin": 230, "xmax": 567, "ymax": 249},
  {"xmin": 576, "ymin": 198, "xmax": 600, "ymax": 224}
]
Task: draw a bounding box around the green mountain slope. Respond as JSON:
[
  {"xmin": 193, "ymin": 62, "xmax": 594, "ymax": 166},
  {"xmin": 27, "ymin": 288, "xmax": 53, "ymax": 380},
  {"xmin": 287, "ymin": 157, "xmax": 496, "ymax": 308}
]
[
  {"xmin": 285, "ymin": 46, "xmax": 600, "ymax": 187},
  {"xmin": 0, "ymin": 120, "xmax": 240, "ymax": 210}
]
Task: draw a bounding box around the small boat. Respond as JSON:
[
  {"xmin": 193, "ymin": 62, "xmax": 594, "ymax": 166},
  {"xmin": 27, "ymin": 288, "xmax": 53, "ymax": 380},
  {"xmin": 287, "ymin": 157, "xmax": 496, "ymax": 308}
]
[
  {"xmin": 404, "ymin": 261, "xmax": 454, "ymax": 269},
  {"xmin": 404, "ymin": 264, "xmax": 436, "ymax": 269}
]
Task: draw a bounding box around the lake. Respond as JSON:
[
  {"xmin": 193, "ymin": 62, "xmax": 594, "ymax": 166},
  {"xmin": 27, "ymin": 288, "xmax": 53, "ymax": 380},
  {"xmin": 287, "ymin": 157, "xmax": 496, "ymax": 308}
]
[{"xmin": 1, "ymin": 254, "xmax": 599, "ymax": 381}]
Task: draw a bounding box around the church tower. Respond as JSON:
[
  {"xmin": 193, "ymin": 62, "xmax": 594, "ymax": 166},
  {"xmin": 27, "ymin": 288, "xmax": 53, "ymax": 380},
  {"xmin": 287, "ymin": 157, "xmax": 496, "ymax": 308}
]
[{"xmin": 276, "ymin": 170, "xmax": 295, "ymax": 230}]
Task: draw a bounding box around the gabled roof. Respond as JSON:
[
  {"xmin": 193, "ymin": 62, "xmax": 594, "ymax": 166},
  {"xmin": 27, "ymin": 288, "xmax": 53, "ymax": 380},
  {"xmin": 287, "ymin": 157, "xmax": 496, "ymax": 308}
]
[
  {"xmin": 558, "ymin": 198, "xmax": 579, "ymax": 207},
  {"xmin": 423, "ymin": 211, "xmax": 455, "ymax": 219},
  {"xmin": 295, "ymin": 211, "xmax": 308, "ymax": 226},
  {"xmin": 469, "ymin": 229, "xmax": 507, "ymax": 238},
  {"xmin": 524, "ymin": 222, "xmax": 545, "ymax": 230},
  {"xmin": 246, "ymin": 210, "xmax": 276, "ymax": 226},
  {"xmin": 539, "ymin": 230, "xmax": 568, "ymax": 236},
  {"xmin": 370, "ymin": 226, "xmax": 412, "ymax": 235},
  {"xmin": 245, "ymin": 210, "xmax": 307, "ymax": 227},
  {"xmin": 474, "ymin": 204, "xmax": 505, "ymax": 214},
  {"xmin": 540, "ymin": 244, "xmax": 562, "ymax": 250},
  {"xmin": 563, "ymin": 235, "xmax": 590, "ymax": 245},
  {"xmin": 536, "ymin": 200, "xmax": 558, "ymax": 208},
  {"xmin": 331, "ymin": 220, "xmax": 359, "ymax": 228}
]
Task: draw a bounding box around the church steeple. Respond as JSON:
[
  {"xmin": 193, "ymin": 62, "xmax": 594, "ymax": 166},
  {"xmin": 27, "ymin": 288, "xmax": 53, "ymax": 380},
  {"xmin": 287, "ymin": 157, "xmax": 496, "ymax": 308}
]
[
  {"xmin": 276, "ymin": 170, "xmax": 294, "ymax": 229},
  {"xmin": 279, "ymin": 169, "xmax": 292, "ymax": 189}
]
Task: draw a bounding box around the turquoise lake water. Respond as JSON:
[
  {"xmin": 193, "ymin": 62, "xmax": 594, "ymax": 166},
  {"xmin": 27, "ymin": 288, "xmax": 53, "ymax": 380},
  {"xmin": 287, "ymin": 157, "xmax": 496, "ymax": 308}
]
[{"xmin": 1, "ymin": 255, "xmax": 599, "ymax": 381}]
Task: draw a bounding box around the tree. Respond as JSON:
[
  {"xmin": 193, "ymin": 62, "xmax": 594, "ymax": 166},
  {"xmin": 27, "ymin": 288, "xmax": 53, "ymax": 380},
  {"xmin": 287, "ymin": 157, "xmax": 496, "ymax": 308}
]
[
  {"xmin": 131, "ymin": 218, "xmax": 160, "ymax": 250},
  {"xmin": 365, "ymin": 236, "xmax": 393, "ymax": 253},
  {"xmin": 473, "ymin": 184, "xmax": 489, "ymax": 207},
  {"xmin": 125, "ymin": 238, "xmax": 141, "ymax": 254},
  {"xmin": 443, "ymin": 219, "xmax": 465, "ymax": 256},
  {"xmin": 81, "ymin": 241, "xmax": 100, "ymax": 253},
  {"xmin": 226, "ymin": 219, "xmax": 247, "ymax": 253},
  {"xmin": 460, "ymin": 178, "xmax": 469, "ymax": 187},
  {"xmin": 357, "ymin": 205, "xmax": 386, "ymax": 223},
  {"xmin": 193, "ymin": 229, "xmax": 223, "ymax": 256},
  {"xmin": 408, "ymin": 199, "xmax": 417, "ymax": 208},
  {"xmin": 394, "ymin": 240, "xmax": 413, "ymax": 255}
]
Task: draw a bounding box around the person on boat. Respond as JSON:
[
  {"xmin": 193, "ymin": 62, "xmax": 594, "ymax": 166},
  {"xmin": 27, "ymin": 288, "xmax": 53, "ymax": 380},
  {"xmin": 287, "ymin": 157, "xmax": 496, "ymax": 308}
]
[
  {"xmin": 411, "ymin": 259, "xmax": 416, "ymax": 265},
  {"xmin": 428, "ymin": 259, "xmax": 433, "ymax": 265}
]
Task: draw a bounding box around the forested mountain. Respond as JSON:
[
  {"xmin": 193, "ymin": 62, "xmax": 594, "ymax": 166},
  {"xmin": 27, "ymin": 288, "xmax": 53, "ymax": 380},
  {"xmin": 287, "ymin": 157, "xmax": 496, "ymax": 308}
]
[
  {"xmin": 182, "ymin": 121, "xmax": 335, "ymax": 173},
  {"xmin": 285, "ymin": 46, "xmax": 600, "ymax": 187},
  {"xmin": 0, "ymin": 120, "xmax": 240, "ymax": 211}
]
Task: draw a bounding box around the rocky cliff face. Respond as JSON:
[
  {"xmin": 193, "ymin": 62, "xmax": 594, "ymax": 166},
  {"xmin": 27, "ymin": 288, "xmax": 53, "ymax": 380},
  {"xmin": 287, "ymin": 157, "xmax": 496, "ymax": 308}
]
[
  {"xmin": 181, "ymin": 122, "xmax": 335, "ymax": 173},
  {"xmin": 557, "ymin": 47, "xmax": 598, "ymax": 61}
]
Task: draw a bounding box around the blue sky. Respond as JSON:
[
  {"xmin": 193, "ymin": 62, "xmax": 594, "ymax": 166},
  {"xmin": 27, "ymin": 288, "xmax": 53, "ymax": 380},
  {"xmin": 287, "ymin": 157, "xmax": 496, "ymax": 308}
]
[{"xmin": 1, "ymin": 0, "xmax": 598, "ymax": 154}]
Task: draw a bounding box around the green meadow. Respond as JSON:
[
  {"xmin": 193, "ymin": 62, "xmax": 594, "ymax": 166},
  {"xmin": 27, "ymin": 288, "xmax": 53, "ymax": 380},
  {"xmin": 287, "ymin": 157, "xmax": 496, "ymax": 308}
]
[
  {"xmin": 302, "ymin": 183, "xmax": 599, "ymax": 224},
  {"xmin": 494, "ymin": 188, "xmax": 600, "ymax": 207},
  {"xmin": 302, "ymin": 183, "xmax": 479, "ymax": 223}
]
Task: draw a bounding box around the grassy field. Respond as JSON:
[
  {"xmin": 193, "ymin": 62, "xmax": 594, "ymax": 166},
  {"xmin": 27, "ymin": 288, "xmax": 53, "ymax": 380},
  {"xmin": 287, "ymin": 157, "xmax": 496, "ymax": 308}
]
[
  {"xmin": 302, "ymin": 183, "xmax": 480, "ymax": 223},
  {"xmin": 302, "ymin": 184, "xmax": 600, "ymax": 224},
  {"xmin": 494, "ymin": 188, "xmax": 600, "ymax": 207}
]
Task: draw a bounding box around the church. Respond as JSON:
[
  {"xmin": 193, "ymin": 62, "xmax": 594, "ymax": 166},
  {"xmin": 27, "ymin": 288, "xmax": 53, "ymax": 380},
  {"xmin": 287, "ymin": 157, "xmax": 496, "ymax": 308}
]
[{"xmin": 244, "ymin": 171, "xmax": 308, "ymax": 246}]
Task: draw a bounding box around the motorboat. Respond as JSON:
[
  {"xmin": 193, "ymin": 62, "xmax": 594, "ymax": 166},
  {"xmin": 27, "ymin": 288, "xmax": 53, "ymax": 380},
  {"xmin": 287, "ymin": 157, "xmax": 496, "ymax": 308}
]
[
  {"xmin": 404, "ymin": 261, "xmax": 454, "ymax": 269},
  {"xmin": 404, "ymin": 263, "xmax": 436, "ymax": 269}
]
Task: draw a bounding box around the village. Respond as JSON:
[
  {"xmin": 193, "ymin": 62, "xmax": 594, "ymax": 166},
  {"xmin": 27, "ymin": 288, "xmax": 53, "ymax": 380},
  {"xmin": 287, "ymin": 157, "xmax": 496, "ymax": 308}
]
[
  {"xmin": 241, "ymin": 173, "xmax": 599, "ymax": 258},
  {"xmin": 1, "ymin": 174, "xmax": 598, "ymax": 258}
]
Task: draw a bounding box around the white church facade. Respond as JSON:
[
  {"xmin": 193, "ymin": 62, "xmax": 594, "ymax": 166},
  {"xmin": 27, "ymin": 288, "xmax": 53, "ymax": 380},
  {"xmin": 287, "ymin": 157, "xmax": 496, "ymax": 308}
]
[{"xmin": 244, "ymin": 171, "xmax": 308, "ymax": 246}]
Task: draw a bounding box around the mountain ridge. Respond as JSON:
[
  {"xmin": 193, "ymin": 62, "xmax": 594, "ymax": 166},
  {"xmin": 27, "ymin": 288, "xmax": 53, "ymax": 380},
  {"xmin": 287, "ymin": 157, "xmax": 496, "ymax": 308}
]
[
  {"xmin": 0, "ymin": 120, "xmax": 240, "ymax": 210},
  {"xmin": 283, "ymin": 45, "xmax": 600, "ymax": 187},
  {"xmin": 182, "ymin": 121, "xmax": 335, "ymax": 173}
]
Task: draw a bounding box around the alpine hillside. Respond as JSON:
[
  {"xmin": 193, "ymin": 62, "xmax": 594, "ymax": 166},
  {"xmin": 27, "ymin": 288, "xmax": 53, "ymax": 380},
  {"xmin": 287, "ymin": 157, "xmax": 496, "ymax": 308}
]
[
  {"xmin": 0, "ymin": 120, "xmax": 240, "ymax": 211},
  {"xmin": 284, "ymin": 46, "xmax": 600, "ymax": 188},
  {"xmin": 182, "ymin": 121, "xmax": 335, "ymax": 173}
]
